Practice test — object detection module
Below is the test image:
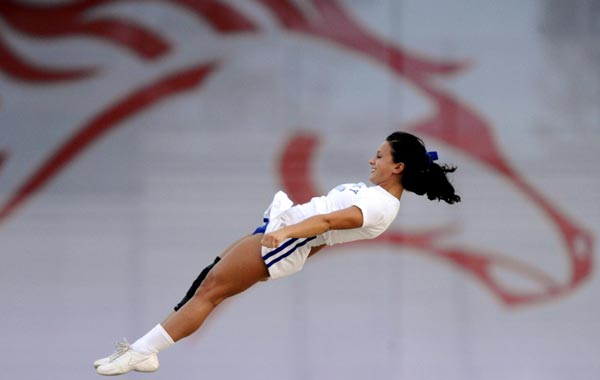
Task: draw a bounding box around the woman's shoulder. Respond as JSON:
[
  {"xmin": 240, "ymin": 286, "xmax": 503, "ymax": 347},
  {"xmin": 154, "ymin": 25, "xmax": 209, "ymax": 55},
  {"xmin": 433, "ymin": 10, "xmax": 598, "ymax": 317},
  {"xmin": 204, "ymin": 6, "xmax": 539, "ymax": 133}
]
[
  {"xmin": 363, "ymin": 185, "xmax": 399, "ymax": 201},
  {"xmin": 331, "ymin": 182, "xmax": 367, "ymax": 192}
]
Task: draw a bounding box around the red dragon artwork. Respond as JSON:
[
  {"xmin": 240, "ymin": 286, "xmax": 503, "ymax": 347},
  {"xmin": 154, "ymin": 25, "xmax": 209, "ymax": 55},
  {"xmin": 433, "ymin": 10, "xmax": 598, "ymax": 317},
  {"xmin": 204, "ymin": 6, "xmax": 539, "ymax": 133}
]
[{"xmin": 0, "ymin": 0, "xmax": 593, "ymax": 306}]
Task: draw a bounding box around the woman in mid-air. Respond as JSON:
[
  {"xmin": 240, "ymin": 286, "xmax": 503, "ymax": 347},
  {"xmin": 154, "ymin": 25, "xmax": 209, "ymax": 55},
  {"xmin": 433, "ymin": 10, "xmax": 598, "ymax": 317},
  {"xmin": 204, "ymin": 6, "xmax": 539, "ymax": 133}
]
[{"xmin": 94, "ymin": 131, "xmax": 461, "ymax": 376}]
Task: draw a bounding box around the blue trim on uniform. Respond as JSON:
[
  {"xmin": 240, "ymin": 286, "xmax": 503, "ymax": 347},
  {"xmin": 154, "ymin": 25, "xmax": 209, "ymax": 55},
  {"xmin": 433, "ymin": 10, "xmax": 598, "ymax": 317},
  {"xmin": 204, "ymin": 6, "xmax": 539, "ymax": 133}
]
[
  {"xmin": 252, "ymin": 218, "xmax": 269, "ymax": 235},
  {"xmin": 262, "ymin": 238, "xmax": 299, "ymax": 261},
  {"xmin": 266, "ymin": 236, "xmax": 317, "ymax": 268}
]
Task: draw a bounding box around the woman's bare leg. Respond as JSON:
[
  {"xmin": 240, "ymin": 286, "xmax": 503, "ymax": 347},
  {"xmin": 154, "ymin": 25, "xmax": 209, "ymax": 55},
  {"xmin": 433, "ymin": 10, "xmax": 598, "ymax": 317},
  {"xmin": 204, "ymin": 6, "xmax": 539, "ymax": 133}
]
[
  {"xmin": 162, "ymin": 234, "xmax": 269, "ymax": 342},
  {"xmin": 161, "ymin": 235, "xmax": 251, "ymax": 325}
]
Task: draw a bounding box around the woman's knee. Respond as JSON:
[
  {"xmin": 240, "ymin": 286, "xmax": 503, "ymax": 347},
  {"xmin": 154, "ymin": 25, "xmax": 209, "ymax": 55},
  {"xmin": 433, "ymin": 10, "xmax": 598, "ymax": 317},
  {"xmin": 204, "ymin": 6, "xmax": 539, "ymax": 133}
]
[{"xmin": 192, "ymin": 270, "xmax": 232, "ymax": 307}]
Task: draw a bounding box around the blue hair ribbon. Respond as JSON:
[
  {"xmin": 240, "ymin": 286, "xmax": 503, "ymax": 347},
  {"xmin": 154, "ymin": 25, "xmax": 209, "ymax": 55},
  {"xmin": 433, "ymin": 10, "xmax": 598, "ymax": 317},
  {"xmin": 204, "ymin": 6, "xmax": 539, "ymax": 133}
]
[{"xmin": 427, "ymin": 151, "xmax": 439, "ymax": 162}]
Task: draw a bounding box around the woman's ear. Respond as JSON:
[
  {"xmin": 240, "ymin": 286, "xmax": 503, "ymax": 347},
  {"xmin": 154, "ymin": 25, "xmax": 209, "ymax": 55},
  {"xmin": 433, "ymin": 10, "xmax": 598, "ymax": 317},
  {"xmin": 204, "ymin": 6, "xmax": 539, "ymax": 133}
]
[{"xmin": 393, "ymin": 162, "xmax": 405, "ymax": 174}]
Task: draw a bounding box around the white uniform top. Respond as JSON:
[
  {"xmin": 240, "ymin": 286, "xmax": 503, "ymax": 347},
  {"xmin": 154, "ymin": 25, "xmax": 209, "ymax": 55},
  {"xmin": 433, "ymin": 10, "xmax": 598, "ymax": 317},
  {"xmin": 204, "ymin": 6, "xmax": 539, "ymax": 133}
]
[
  {"xmin": 277, "ymin": 182, "xmax": 400, "ymax": 246},
  {"xmin": 261, "ymin": 182, "xmax": 400, "ymax": 279}
]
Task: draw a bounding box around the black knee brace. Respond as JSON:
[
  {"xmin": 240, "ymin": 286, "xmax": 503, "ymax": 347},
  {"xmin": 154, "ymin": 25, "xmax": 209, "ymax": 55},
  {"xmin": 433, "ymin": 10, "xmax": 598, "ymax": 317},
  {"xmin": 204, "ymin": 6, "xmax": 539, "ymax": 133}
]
[{"xmin": 174, "ymin": 256, "xmax": 221, "ymax": 311}]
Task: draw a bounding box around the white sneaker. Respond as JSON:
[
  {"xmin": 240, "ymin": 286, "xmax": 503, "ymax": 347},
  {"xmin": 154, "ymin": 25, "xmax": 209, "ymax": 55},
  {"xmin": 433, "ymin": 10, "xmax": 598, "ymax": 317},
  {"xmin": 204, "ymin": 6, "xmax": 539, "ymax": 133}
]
[
  {"xmin": 95, "ymin": 340, "xmax": 159, "ymax": 376},
  {"xmin": 93, "ymin": 356, "xmax": 110, "ymax": 369},
  {"xmin": 93, "ymin": 340, "xmax": 128, "ymax": 369}
]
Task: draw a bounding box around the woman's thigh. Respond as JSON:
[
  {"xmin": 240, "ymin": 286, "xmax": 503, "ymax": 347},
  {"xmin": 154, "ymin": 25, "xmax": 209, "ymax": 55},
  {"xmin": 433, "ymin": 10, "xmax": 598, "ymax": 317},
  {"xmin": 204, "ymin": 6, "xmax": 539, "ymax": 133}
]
[{"xmin": 204, "ymin": 234, "xmax": 269, "ymax": 300}]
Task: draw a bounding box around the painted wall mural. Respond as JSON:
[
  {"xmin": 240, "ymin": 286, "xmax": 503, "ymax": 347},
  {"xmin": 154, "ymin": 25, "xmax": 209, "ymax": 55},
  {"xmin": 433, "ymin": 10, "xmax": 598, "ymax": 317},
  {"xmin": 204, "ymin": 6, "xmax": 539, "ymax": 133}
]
[{"xmin": 1, "ymin": 1, "xmax": 598, "ymax": 379}]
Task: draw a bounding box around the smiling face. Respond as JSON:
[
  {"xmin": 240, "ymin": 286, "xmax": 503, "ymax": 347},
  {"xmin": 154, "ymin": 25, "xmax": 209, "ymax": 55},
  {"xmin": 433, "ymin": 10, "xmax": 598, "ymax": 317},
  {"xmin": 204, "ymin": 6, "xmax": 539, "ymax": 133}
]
[{"xmin": 368, "ymin": 141, "xmax": 404, "ymax": 186}]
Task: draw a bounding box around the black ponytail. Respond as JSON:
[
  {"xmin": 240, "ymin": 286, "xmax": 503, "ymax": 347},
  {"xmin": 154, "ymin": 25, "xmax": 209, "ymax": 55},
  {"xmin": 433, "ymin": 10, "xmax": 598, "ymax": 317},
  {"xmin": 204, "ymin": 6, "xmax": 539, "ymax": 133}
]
[{"xmin": 386, "ymin": 132, "xmax": 461, "ymax": 204}]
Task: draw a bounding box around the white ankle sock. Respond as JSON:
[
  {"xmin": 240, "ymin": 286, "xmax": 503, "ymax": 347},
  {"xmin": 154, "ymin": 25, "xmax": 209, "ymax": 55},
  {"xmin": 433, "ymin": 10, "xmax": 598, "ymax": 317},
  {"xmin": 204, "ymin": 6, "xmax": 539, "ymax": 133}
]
[{"xmin": 131, "ymin": 324, "xmax": 175, "ymax": 354}]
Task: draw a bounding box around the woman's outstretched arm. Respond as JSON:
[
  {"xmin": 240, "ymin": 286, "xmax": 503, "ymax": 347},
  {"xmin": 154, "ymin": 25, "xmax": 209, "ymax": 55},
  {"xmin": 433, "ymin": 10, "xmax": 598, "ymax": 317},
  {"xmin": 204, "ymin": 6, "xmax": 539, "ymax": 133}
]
[{"xmin": 261, "ymin": 206, "xmax": 363, "ymax": 248}]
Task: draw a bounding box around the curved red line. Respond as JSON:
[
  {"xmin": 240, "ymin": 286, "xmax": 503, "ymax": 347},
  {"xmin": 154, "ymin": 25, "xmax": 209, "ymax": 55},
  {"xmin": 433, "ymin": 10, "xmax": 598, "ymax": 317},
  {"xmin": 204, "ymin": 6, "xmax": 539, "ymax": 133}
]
[
  {"xmin": 0, "ymin": 0, "xmax": 170, "ymax": 60},
  {"xmin": 0, "ymin": 0, "xmax": 111, "ymax": 16},
  {"xmin": 425, "ymin": 247, "xmax": 561, "ymax": 305},
  {"xmin": 72, "ymin": 18, "xmax": 170, "ymax": 60},
  {"xmin": 0, "ymin": 62, "xmax": 218, "ymax": 224},
  {"xmin": 0, "ymin": 151, "xmax": 6, "ymax": 173},
  {"xmin": 0, "ymin": 35, "xmax": 95, "ymax": 82},
  {"xmin": 0, "ymin": 0, "xmax": 117, "ymax": 33},
  {"xmin": 279, "ymin": 133, "xmax": 321, "ymax": 204},
  {"xmin": 256, "ymin": 0, "xmax": 309, "ymax": 29},
  {"xmin": 326, "ymin": 229, "xmax": 562, "ymax": 305},
  {"xmin": 258, "ymin": 0, "xmax": 467, "ymax": 77},
  {"xmin": 171, "ymin": 0, "xmax": 258, "ymax": 33},
  {"xmin": 410, "ymin": 83, "xmax": 512, "ymax": 172}
]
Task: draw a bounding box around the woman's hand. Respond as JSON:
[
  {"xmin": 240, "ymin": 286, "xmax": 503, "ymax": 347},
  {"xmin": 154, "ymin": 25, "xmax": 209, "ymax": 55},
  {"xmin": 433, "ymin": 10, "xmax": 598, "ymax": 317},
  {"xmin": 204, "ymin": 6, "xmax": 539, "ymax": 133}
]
[
  {"xmin": 261, "ymin": 230, "xmax": 288, "ymax": 248},
  {"xmin": 260, "ymin": 207, "xmax": 363, "ymax": 249}
]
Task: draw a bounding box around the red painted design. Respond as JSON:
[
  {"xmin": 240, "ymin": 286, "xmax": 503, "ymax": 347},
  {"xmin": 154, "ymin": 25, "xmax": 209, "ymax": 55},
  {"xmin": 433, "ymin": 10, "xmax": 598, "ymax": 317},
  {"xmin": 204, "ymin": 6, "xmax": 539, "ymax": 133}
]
[
  {"xmin": 0, "ymin": 0, "xmax": 258, "ymax": 83},
  {"xmin": 258, "ymin": 0, "xmax": 468, "ymax": 77},
  {"xmin": 0, "ymin": 62, "xmax": 217, "ymax": 223},
  {"xmin": 280, "ymin": 131, "xmax": 592, "ymax": 305},
  {"xmin": 0, "ymin": 0, "xmax": 593, "ymax": 306},
  {"xmin": 272, "ymin": 0, "xmax": 593, "ymax": 306},
  {"xmin": 0, "ymin": 34, "xmax": 95, "ymax": 82},
  {"xmin": 279, "ymin": 133, "xmax": 320, "ymax": 204},
  {"xmin": 0, "ymin": 151, "xmax": 6, "ymax": 173},
  {"xmin": 172, "ymin": 0, "xmax": 258, "ymax": 33},
  {"xmin": 0, "ymin": 0, "xmax": 170, "ymax": 60}
]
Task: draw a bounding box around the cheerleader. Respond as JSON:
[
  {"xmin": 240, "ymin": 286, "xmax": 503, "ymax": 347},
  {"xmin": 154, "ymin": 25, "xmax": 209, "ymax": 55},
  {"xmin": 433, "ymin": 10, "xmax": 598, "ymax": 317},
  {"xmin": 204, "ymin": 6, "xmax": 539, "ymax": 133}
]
[{"xmin": 94, "ymin": 131, "xmax": 460, "ymax": 375}]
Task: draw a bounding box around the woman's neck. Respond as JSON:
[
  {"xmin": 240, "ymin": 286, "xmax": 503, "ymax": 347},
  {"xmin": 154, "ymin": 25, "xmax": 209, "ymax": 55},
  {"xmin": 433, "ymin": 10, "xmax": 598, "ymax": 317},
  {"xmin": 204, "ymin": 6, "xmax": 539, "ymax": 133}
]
[{"xmin": 378, "ymin": 180, "xmax": 404, "ymax": 200}]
